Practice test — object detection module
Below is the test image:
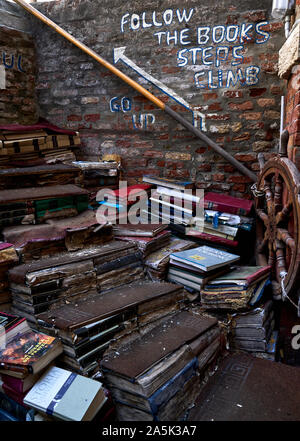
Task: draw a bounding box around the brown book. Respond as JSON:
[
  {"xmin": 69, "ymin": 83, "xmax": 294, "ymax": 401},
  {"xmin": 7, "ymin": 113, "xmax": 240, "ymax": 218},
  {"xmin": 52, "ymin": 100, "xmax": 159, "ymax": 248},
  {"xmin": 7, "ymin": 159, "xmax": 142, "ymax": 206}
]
[
  {"xmin": 36, "ymin": 281, "xmax": 184, "ymax": 330},
  {"xmin": 0, "ymin": 184, "xmax": 88, "ymax": 204},
  {"xmin": 113, "ymin": 224, "xmax": 167, "ymax": 237},
  {"xmin": 8, "ymin": 241, "xmax": 136, "ymax": 286},
  {"xmin": 101, "ymin": 310, "xmax": 218, "ymax": 397}
]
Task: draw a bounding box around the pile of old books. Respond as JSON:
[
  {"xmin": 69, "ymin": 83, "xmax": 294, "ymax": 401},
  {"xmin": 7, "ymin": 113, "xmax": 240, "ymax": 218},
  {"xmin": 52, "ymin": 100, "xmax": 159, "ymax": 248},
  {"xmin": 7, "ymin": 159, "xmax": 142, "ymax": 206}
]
[
  {"xmin": 228, "ymin": 300, "xmax": 278, "ymax": 360},
  {"xmin": 187, "ymin": 192, "xmax": 255, "ymax": 259},
  {"xmin": 144, "ymin": 236, "xmax": 197, "ymax": 281},
  {"xmin": 0, "ymin": 122, "xmax": 80, "ymax": 168},
  {"xmin": 101, "ymin": 309, "xmax": 221, "ymax": 421},
  {"xmin": 0, "ymin": 244, "xmax": 19, "ymax": 311},
  {"xmin": 8, "ymin": 241, "xmax": 145, "ymax": 325},
  {"xmin": 142, "ymin": 175, "xmax": 197, "ymax": 229},
  {"xmin": 0, "ymin": 311, "xmax": 62, "ymax": 417},
  {"xmin": 97, "ymin": 183, "xmax": 152, "ymax": 221},
  {"xmin": 167, "ymin": 245, "xmax": 239, "ymax": 293},
  {"xmin": 72, "ymin": 160, "xmax": 120, "ymax": 206},
  {"xmin": 1, "ymin": 211, "xmax": 113, "ymax": 263},
  {"xmin": 200, "ymin": 265, "xmax": 271, "ymax": 310},
  {"xmin": 0, "ymin": 185, "xmax": 89, "ymax": 227},
  {"xmin": 36, "ymin": 281, "xmax": 188, "ymax": 376},
  {"xmin": 0, "ymin": 164, "xmax": 82, "ymax": 190},
  {"xmin": 114, "ymin": 224, "xmax": 171, "ymax": 259},
  {"xmin": 0, "ymin": 312, "xmax": 110, "ymax": 421}
]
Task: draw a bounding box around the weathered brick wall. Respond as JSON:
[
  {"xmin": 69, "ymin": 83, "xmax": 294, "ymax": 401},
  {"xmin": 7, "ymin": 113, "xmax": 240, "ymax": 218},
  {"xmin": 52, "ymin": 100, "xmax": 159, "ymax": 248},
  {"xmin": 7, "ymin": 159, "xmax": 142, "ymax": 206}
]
[
  {"xmin": 32, "ymin": 0, "xmax": 286, "ymax": 196},
  {"xmin": 285, "ymin": 1, "xmax": 300, "ymax": 169},
  {"xmin": 0, "ymin": 0, "xmax": 39, "ymax": 125}
]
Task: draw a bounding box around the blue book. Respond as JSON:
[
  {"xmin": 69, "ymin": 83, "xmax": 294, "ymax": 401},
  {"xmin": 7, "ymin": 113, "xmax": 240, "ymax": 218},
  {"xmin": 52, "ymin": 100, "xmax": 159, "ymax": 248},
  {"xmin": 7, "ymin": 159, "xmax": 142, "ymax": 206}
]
[
  {"xmin": 0, "ymin": 408, "xmax": 18, "ymax": 421},
  {"xmin": 0, "ymin": 391, "xmax": 31, "ymax": 421},
  {"xmin": 170, "ymin": 246, "xmax": 239, "ymax": 272},
  {"xmin": 249, "ymin": 278, "xmax": 271, "ymax": 306}
]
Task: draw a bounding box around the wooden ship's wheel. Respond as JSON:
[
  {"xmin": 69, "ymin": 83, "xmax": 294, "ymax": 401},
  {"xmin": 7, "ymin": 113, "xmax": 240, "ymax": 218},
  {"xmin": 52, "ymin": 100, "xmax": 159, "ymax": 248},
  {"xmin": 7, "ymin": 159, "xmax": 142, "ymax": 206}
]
[{"xmin": 255, "ymin": 131, "xmax": 300, "ymax": 301}]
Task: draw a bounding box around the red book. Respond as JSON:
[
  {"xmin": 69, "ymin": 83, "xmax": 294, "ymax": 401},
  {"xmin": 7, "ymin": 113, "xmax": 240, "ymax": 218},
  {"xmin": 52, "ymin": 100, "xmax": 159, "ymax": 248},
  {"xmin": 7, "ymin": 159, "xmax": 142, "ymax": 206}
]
[
  {"xmin": 2, "ymin": 382, "xmax": 29, "ymax": 407},
  {"xmin": 186, "ymin": 230, "xmax": 239, "ymax": 248},
  {"xmin": 1, "ymin": 371, "xmax": 41, "ymax": 394},
  {"xmin": 204, "ymin": 192, "xmax": 253, "ymax": 216},
  {"xmin": 114, "ymin": 184, "xmax": 152, "ymax": 201}
]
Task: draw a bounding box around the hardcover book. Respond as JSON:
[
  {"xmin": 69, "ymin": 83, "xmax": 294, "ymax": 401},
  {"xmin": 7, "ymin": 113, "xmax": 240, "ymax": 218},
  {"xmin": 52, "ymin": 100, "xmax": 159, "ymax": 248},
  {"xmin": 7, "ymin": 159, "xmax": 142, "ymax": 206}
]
[
  {"xmin": 0, "ymin": 311, "xmax": 30, "ymax": 349},
  {"xmin": 170, "ymin": 246, "xmax": 239, "ymax": 272},
  {"xmin": 24, "ymin": 366, "xmax": 107, "ymax": 421},
  {"xmin": 0, "ymin": 330, "xmax": 62, "ymax": 376},
  {"xmin": 112, "ymin": 223, "xmax": 167, "ymax": 237},
  {"xmin": 205, "ymin": 266, "xmax": 271, "ymax": 288},
  {"xmin": 204, "ymin": 192, "xmax": 253, "ymax": 216}
]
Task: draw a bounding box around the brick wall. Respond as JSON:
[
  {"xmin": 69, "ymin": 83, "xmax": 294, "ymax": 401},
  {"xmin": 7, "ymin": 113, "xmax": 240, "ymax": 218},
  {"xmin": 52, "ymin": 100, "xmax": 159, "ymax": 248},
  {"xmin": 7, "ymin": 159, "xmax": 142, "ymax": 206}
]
[
  {"xmin": 0, "ymin": 0, "xmax": 39, "ymax": 125},
  {"xmin": 285, "ymin": 1, "xmax": 300, "ymax": 169},
  {"xmin": 32, "ymin": 0, "xmax": 286, "ymax": 196}
]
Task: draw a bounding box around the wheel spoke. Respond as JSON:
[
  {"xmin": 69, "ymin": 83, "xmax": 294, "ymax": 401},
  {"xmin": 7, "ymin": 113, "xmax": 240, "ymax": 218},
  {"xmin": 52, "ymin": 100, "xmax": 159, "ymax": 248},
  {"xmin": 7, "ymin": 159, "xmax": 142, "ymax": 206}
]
[
  {"xmin": 263, "ymin": 178, "xmax": 274, "ymax": 215},
  {"xmin": 275, "ymin": 240, "xmax": 287, "ymax": 277},
  {"xmin": 268, "ymin": 246, "xmax": 276, "ymax": 268},
  {"xmin": 276, "ymin": 202, "xmax": 292, "ymax": 225},
  {"xmin": 274, "ymin": 174, "xmax": 283, "ymax": 213},
  {"xmin": 256, "ymin": 208, "xmax": 269, "ymax": 227},
  {"xmin": 277, "ymin": 228, "xmax": 295, "ymax": 251}
]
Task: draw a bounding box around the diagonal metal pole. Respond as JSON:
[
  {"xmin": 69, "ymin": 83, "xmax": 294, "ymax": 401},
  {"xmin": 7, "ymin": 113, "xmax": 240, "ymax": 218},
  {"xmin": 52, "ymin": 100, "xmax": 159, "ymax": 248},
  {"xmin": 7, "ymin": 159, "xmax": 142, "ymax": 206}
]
[{"xmin": 12, "ymin": 0, "xmax": 257, "ymax": 182}]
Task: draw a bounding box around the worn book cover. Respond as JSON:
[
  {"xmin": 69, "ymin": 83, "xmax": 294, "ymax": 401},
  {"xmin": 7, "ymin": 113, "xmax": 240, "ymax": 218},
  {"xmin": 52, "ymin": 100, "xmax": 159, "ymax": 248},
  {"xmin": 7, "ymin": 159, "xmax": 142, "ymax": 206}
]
[
  {"xmin": 206, "ymin": 266, "xmax": 271, "ymax": 287},
  {"xmin": 171, "ymin": 245, "xmax": 239, "ymax": 272}
]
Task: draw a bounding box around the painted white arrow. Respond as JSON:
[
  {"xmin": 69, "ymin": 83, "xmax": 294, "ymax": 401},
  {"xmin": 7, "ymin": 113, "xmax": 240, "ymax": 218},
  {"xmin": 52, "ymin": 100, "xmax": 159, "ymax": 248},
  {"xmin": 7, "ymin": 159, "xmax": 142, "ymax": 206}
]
[
  {"xmin": 113, "ymin": 46, "xmax": 206, "ymax": 131},
  {"xmin": 0, "ymin": 66, "xmax": 6, "ymax": 90}
]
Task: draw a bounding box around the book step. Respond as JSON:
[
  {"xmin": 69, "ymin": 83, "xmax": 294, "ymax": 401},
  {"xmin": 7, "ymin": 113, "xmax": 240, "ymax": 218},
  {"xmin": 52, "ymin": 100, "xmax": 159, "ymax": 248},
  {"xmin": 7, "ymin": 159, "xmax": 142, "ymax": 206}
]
[{"xmin": 100, "ymin": 309, "xmax": 221, "ymax": 421}]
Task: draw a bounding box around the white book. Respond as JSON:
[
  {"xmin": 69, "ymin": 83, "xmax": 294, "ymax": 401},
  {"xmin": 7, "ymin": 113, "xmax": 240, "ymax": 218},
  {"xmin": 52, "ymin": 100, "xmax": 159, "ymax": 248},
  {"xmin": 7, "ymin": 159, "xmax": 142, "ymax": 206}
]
[{"xmin": 24, "ymin": 366, "xmax": 106, "ymax": 421}]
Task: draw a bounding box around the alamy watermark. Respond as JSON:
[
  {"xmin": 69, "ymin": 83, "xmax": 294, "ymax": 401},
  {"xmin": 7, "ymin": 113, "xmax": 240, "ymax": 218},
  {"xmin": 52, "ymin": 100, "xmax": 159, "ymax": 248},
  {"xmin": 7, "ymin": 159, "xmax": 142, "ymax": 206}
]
[
  {"xmin": 291, "ymin": 325, "xmax": 300, "ymax": 350},
  {"xmin": 95, "ymin": 181, "xmax": 205, "ymax": 233}
]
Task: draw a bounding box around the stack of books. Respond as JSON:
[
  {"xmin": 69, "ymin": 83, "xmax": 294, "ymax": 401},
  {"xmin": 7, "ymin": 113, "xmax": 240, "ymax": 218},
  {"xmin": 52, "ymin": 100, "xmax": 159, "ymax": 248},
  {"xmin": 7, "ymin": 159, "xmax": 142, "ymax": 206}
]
[
  {"xmin": 0, "ymin": 244, "xmax": 19, "ymax": 311},
  {"xmin": 167, "ymin": 245, "xmax": 239, "ymax": 293},
  {"xmin": 97, "ymin": 183, "xmax": 151, "ymax": 217},
  {"xmin": 0, "ymin": 122, "xmax": 80, "ymax": 168},
  {"xmin": 8, "ymin": 241, "xmax": 145, "ymax": 325},
  {"xmin": 101, "ymin": 309, "xmax": 221, "ymax": 421},
  {"xmin": 114, "ymin": 224, "xmax": 171, "ymax": 258},
  {"xmin": 144, "ymin": 236, "xmax": 197, "ymax": 280},
  {"xmin": 37, "ymin": 281, "xmax": 188, "ymax": 376},
  {"xmin": 229, "ymin": 300, "xmax": 277, "ymax": 359},
  {"xmin": 200, "ymin": 266, "xmax": 271, "ymax": 311},
  {"xmin": 2, "ymin": 211, "xmax": 113, "ymax": 263},
  {"xmin": 72, "ymin": 160, "xmax": 120, "ymax": 205},
  {"xmin": 187, "ymin": 192, "xmax": 255, "ymax": 258},
  {"xmin": 142, "ymin": 175, "xmax": 196, "ymax": 228},
  {"xmin": 0, "ymin": 185, "xmax": 89, "ymax": 227},
  {"xmin": 0, "ymin": 164, "xmax": 82, "ymax": 190},
  {"xmin": 0, "ymin": 311, "xmax": 63, "ymax": 408}
]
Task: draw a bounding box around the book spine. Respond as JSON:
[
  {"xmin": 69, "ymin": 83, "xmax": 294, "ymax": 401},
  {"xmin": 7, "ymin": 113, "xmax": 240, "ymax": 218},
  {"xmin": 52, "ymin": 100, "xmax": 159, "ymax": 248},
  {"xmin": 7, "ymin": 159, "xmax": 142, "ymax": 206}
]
[
  {"xmin": 204, "ymin": 201, "xmax": 248, "ymax": 216},
  {"xmin": 245, "ymin": 266, "xmax": 271, "ymax": 285}
]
